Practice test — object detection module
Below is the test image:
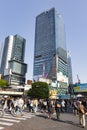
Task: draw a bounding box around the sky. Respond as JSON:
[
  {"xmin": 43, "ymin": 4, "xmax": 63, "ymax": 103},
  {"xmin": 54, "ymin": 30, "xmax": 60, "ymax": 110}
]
[{"xmin": 0, "ymin": 0, "xmax": 87, "ymax": 83}]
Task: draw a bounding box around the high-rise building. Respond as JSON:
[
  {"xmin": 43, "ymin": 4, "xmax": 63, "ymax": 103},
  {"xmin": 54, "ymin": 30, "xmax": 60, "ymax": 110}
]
[
  {"xmin": 0, "ymin": 42, "xmax": 4, "ymax": 73},
  {"xmin": 0, "ymin": 34, "xmax": 27, "ymax": 85},
  {"xmin": 33, "ymin": 8, "xmax": 68, "ymax": 93},
  {"xmin": 67, "ymin": 51, "xmax": 73, "ymax": 84}
]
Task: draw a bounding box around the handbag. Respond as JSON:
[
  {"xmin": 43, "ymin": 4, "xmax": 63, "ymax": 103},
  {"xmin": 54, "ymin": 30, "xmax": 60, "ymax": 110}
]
[
  {"xmin": 80, "ymin": 109, "xmax": 85, "ymax": 114},
  {"xmin": 79, "ymin": 107, "xmax": 85, "ymax": 114}
]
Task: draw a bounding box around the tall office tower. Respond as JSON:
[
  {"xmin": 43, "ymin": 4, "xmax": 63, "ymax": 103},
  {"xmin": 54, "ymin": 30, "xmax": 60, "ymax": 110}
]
[
  {"xmin": 33, "ymin": 8, "xmax": 68, "ymax": 92},
  {"xmin": 0, "ymin": 42, "xmax": 4, "ymax": 73},
  {"xmin": 67, "ymin": 51, "xmax": 73, "ymax": 84},
  {"xmin": 0, "ymin": 34, "xmax": 27, "ymax": 85}
]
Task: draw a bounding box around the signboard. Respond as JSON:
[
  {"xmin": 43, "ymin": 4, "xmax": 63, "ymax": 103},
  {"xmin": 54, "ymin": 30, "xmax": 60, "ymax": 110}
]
[
  {"xmin": 49, "ymin": 89, "xmax": 58, "ymax": 99},
  {"xmin": 57, "ymin": 87, "xmax": 68, "ymax": 95},
  {"xmin": 58, "ymin": 94, "xmax": 70, "ymax": 99},
  {"xmin": 73, "ymin": 83, "xmax": 87, "ymax": 92},
  {"xmin": 57, "ymin": 72, "xmax": 68, "ymax": 83},
  {"xmin": 39, "ymin": 78, "xmax": 51, "ymax": 84},
  {"xmin": 51, "ymin": 82, "xmax": 57, "ymax": 87}
]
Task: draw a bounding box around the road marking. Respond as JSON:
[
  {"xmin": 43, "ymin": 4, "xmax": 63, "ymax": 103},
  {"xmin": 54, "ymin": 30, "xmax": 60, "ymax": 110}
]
[
  {"xmin": 0, "ymin": 112, "xmax": 35, "ymax": 129},
  {"xmin": 3, "ymin": 115, "xmax": 26, "ymax": 120},
  {"xmin": 0, "ymin": 118, "xmax": 20, "ymax": 123},
  {"xmin": 0, "ymin": 127, "xmax": 4, "ymax": 130},
  {"xmin": 26, "ymin": 115, "xmax": 35, "ymax": 117},
  {"xmin": 22, "ymin": 116, "xmax": 32, "ymax": 118},
  {"xmin": 4, "ymin": 113, "xmax": 35, "ymax": 119},
  {"xmin": 0, "ymin": 122, "xmax": 13, "ymax": 126}
]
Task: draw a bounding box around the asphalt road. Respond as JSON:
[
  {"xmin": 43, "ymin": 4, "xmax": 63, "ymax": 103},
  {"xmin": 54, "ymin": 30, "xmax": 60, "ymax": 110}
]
[{"xmin": 3, "ymin": 112, "xmax": 87, "ymax": 130}]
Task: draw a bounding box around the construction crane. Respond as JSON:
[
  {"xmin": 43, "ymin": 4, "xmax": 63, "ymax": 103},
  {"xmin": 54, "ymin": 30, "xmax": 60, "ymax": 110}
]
[{"xmin": 77, "ymin": 74, "xmax": 81, "ymax": 84}]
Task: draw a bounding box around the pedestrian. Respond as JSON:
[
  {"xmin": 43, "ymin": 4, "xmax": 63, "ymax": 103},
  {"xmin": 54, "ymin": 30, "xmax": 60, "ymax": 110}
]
[
  {"xmin": 73, "ymin": 99, "xmax": 78, "ymax": 116},
  {"xmin": 30, "ymin": 99, "xmax": 34, "ymax": 112},
  {"xmin": 27, "ymin": 98, "xmax": 31, "ymax": 112},
  {"xmin": 15, "ymin": 97, "xmax": 24, "ymax": 116},
  {"xmin": 61, "ymin": 99, "xmax": 65, "ymax": 112},
  {"xmin": 55, "ymin": 99, "xmax": 61, "ymax": 120},
  {"xmin": 33, "ymin": 98, "xmax": 38, "ymax": 113},
  {"xmin": 47, "ymin": 99, "xmax": 53, "ymax": 119},
  {"xmin": 77, "ymin": 101, "xmax": 87, "ymax": 128},
  {"xmin": 43, "ymin": 99, "xmax": 47, "ymax": 113}
]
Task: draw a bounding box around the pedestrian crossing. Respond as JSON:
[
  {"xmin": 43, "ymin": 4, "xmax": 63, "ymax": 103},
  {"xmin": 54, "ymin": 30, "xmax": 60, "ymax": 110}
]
[
  {"xmin": 0, "ymin": 127, "xmax": 4, "ymax": 130},
  {"xmin": 0, "ymin": 112, "xmax": 35, "ymax": 130}
]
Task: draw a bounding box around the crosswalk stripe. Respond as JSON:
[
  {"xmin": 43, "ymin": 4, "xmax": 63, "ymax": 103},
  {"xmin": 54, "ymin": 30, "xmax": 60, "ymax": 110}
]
[
  {"xmin": 3, "ymin": 115, "xmax": 27, "ymax": 120},
  {"xmin": 0, "ymin": 118, "xmax": 20, "ymax": 123},
  {"xmin": 4, "ymin": 113, "xmax": 35, "ymax": 119},
  {"xmin": 22, "ymin": 116, "xmax": 32, "ymax": 118},
  {"xmin": 0, "ymin": 127, "xmax": 4, "ymax": 130},
  {"xmin": 4, "ymin": 113, "xmax": 34, "ymax": 116},
  {"xmin": 24, "ymin": 114, "xmax": 35, "ymax": 117},
  {"xmin": 0, "ymin": 122, "xmax": 13, "ymax": 126},
  {"xmin": 0, "ymin": 112, "xmax": 36, "ymax": 129}
]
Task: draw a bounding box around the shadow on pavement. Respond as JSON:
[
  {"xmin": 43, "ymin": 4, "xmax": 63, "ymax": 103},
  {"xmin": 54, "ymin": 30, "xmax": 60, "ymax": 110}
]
[
  {"xmin": 36, "ymin": 114, "xmax": 83, "ymax": 128},
  {"xmin": 52, "ymin": 118, "xmax": 82, "ymax": 128}
]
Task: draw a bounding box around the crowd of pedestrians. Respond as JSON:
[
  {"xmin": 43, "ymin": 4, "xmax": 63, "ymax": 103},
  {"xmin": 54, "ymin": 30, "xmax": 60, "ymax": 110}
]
[
  {"xmin": 0, "ymin": 96, "xmax": 24, "ymax": 116},
  {"xmin": 26, "ymin": 97, "xmax": 87, "ymax": 128},
  {"xmin": 0, "ymin": 96, "xmax": 87, "ymax": 128},
  {"xmin": 26, "ymin": 98, "xmax": 68, "ymax": 117}
]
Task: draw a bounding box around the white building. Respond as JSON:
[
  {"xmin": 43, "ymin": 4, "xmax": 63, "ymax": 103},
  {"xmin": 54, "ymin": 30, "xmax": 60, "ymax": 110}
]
[{"xmin": 67, "ymin": 51, "xmax": 73, "ymax": 84}]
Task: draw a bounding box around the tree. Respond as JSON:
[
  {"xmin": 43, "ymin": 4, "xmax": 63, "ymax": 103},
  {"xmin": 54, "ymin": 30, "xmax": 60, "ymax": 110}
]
[
  {"xmin": 0, "ymin": 79, "xmax": 9, "ymax": 90},
  {"xmin": 27, "ymin": 81, "xmax": 49, "ymax": 99}
]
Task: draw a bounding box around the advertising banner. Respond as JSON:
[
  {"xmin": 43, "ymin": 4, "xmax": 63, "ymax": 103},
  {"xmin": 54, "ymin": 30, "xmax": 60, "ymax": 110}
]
[{"xmin": 74, "ymin": 83, "xmax": 87, "ymax": 92}]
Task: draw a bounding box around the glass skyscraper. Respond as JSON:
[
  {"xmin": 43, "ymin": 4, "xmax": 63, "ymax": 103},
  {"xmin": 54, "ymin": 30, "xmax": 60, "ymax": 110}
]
[
  {"xmin": 0, "ymin": 34, "xmax": 27, "ymax": 85},
  {"xmin": 33, "ymin": 8, "xmax": 68, "ymax": 90},
  {"xmin": 67, "ymin": 51, "xmax": 73, "ymax": 84},
  {"xmin": 0, "ymin": 42, "xmax": 4, "ymax": 73}
]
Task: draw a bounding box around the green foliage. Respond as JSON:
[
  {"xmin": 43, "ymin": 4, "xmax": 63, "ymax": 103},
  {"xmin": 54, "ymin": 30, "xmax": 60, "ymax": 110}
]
[
  {"xmin": 27, "ymin": 81, "xmax": 49, "ymax": 99},
  {"xmin": 0, "ymin": 79, "xmax": 9, "ymax": 89}
]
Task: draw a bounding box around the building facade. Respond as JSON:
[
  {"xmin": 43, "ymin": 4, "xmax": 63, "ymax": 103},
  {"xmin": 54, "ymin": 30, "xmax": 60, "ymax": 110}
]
[
  {"xmin": 67, "ymin": 51, "xmax": 73, "ymax": 84},
  {"xmin": 0, "ymin": 34, "xmax": 27, "ymax": 85},
  {"xmin": 33, "ymin": 8, "xmax": 68, "ymax": 94},
  {"xmin": 0, "ymin": 42, "xmax": 4, "ymax": 73}
]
